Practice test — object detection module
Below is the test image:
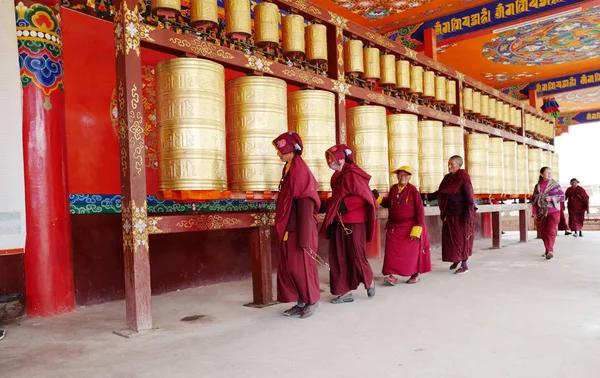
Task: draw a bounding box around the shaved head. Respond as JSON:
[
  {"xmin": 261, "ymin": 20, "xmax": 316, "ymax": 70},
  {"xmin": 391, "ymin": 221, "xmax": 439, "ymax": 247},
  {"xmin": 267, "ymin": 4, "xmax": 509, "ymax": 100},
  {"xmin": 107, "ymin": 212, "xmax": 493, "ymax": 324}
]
[{"xmin": 449, "ymin": 155, "xmax": 463, "ymax": 167}]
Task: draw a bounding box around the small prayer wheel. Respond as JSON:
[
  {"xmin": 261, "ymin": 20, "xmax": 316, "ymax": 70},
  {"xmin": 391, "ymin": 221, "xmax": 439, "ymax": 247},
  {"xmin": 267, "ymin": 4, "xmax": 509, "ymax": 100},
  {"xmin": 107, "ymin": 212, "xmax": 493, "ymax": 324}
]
[
  {"xmin": 503, "ymin": 141, "xmax": 518, "ymax": 195},
  {"xmin": 282, "ymin": 14, "xmax": 305, "ymax": 57},
  {"xmin": 344, "ymin": 39, "xmax": 364, "ymax": 75},
  {"xmin": 472, "ymin": 90, "xmax": 481, "ymax": 114},
  {"xmin": 515, "ymin": 109, "xmax": 523, "ymax": 129},
  {"xmin": 151, "ymin": 0, "xmax": 181, "ymax": 17},
  {"xmin": 410, "ymin": 65, "xmax": 424, "ymax": 94},
  {"xmin": 488, "ymin": 98, "xmax": 496, "ymax": 120},
  {"xmin": 418, "ymin": 120, "xmax": 444, "ymax": 193},
  {"xmin": 528, "ymin": 147, "xmax": 542, "ymax": 190},
  {"xmin": 388, "ymin": 114, "xmax": 419, "ymax": 188},
  {"xmin": 446, "ymin": 80, "xmax": 457, "ymax": 105},
  {"xmin": 190, "ymin": 0, "xmax": 218, "ymax": 30},
  {"xmin": 509, "ymin": 106, "xmax": 516, "ymax": 127},
  {"xmin": 423, "ymin": 70, "xmax": 435, "ymax": 98},
  {"xmin": 488, "ymin": 137, "xmax": 504, "ymax": 194},
  {"xmin": 496, "ymin": 101, "xmax": 504, "ymax": 123},
  {"xmin": 254, "ymin": 2, "xmax": 280, "ymax": 48},
  {"xmin": 552, "ymin": 152, "xmax": 559, "ymax": 183},
  {"xmin": 466, "ymin": 133, "xmax": 490, "ymax": 194},
  {"xmin": 517, "ymin": 145, "xmax": 529, "ymax": 195},
  {"xmin": 435, "ymin": 75, "xmax": 447, "ymax": 102},
  {"xmin": 502, "ymin": 103, "xmax": 510, "ymax": 124},
  {"xmin": 305, "ymin": 24, "xmax": 327, "ymax": 64},
  {"xmin": 481, "ymin": 94, "xmax": 489, "ymax": 117},
  {"xmin": 225, "ymin": 0, "xmax": 251, "ymax": 39},
  {"xmin": 463, "ymin": 87, "xmax": 473, "ymax": 112},
  {"xmin": 379, "ymin": 54, "xmax": 396, "ymax": 87},
  {"xmin": 362, "ymin": 47, "xmax": 381, "ymax": 81},
  {"xmin": 395, "ymin": 60, "xmax": 410, "ymax": 89}
]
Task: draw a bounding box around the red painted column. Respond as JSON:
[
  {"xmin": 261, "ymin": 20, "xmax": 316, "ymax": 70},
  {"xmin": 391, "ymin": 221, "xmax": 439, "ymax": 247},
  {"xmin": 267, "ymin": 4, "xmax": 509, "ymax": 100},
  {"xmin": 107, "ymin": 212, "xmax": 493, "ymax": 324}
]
[
  {"xmin": 423, "ymin": 28, "xmax": 437, "ymax": 60},
  {"xmin": 16, "ymin": 0, "xmax": 75, "ymax": 316}
]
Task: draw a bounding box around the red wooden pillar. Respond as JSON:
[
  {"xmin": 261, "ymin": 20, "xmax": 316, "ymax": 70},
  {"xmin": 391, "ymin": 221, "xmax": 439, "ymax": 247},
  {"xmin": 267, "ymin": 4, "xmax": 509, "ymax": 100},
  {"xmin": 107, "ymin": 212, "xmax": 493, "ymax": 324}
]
[
  {"xmin": 482, "ymin": 213, "xmax": 493, "ymax": 238},
  {"xmin": 113, "ymin": 0, "xmax": 152, "ymax": 334},
  {"xmin": 246, "ymin": 225, "xmax": 275, "ymax": 307},
  {"xmin": 423, "ymin": 28, "xmax": 437, "ymax": 60},
  {"xmin": 16, "ymin": 0, "xmax": 75, "ymax": 316},
  {"xmin": 528, "ymin": 89, "xmax": 538, "ymax": 108}
]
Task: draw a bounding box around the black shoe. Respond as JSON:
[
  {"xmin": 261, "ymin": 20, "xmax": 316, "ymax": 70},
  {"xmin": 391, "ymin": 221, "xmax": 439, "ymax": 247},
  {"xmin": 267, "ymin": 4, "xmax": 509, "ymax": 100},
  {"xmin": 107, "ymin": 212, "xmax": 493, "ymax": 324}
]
[
  {"xmin": 300, "ymin": 302, "xmax": 319, "ymax": 319},
  {"xmin": 331, "ymin": 294, "xmax": 354, "ymax": 304},
  {"xmin": 283, "ymin": 305, "xmax": 305, "ymax": 317},
  {"xmin": 565, "ymin": 231, "xmax": 572, "ymax": 235},
  {"xmin": 579, "ymin": 231, "xmax": 583, "ymax": 237},
  {"xmin": 449, "ymin": 262, "xmax": 459, "ymax": 270},
  {"xmin": 367, "ymin": 283, "xmax": 376, "ymax": 298}
]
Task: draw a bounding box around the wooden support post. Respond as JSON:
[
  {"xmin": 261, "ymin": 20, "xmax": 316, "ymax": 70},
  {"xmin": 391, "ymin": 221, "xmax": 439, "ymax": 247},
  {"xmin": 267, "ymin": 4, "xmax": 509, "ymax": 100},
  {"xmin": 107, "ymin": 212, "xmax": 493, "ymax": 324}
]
[
  {"xmin": 328, "ymin": 24, "xmax": 347, "ymax": 144},
  {"xmin": 492, "ymin": 211, "xmax": 502, "ymax": 249},
  {"xmin": 482, "ymin": 213, "xmax": 493, "ymax": 238},
  {"xmin": 423, "ymin": 28, "xmax": 437, "ymax": 60},
  {"xmin": 246, "ymin": 225, "xmax": 275, "ymax": 308},
  {"xmin": 519, "ymin": 200, "xmax": 529, "ymax": 243}
]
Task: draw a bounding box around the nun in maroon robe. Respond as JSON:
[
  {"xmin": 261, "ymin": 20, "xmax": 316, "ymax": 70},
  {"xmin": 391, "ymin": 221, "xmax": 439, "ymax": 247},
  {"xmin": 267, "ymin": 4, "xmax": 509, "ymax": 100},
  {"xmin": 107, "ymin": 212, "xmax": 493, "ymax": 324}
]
[
  {"xmin": 565, "ymin": 178, "xmax": 589, "ymax": 237},
  {"xmin": 375, "ymin": 165, "xmax": 431, "ymax": 285},
  {"xmin": 320, "ymin": 144, "xmax": 376, "ymax": 303},
  {"xmin": 428, "ymin": 156, "xmax": 476, "ymax": 274},
  {"xmin": 273, "ymin": 132, "xmax": 321, "ymax": 319}
]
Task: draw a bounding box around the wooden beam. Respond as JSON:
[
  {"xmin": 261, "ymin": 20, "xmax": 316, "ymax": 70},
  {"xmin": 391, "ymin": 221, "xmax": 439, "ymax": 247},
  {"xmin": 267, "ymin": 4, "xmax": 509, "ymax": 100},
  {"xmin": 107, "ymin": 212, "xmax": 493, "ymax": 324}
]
[
  {"xmin": 246, "ymin": 225, "xmax": 275, "ymax": 307},
  {"xmin": 492, "ymin": 211, "xmax": 502, "ymax": 249}
]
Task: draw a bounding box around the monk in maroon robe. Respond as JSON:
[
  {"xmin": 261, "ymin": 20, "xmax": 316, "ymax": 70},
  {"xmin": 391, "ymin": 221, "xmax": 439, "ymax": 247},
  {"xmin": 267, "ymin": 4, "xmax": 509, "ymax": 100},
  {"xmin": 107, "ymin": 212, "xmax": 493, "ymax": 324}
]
[
  {"xmin": 532, "ymin": 167, "xmax": 565, "ymax": 259},
  {"xmin": 273, "ymin": 132, "xmax": 321, "ymax": 319},
  {"xmin": 565, "ymin": 178, "xmax": 589, "ymax": 237},
  {"xmin": 375, "ymin": 165, "xmax": 431, "ymax": 285},
  {"xmin": 558, "ymin": 201, "xmax": 571, "ymax": 236},
  {"xmin": 321, "ymin": 144, "xmax": 376, "ymax": 303},
  {"xmin": 427, "ymin": 155, "xmax": 476, "ymax": 274}
]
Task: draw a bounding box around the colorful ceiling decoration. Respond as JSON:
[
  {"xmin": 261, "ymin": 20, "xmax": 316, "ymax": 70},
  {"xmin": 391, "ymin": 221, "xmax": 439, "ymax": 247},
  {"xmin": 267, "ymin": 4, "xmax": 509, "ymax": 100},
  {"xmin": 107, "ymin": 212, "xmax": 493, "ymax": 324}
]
[
  {"xmin": 329, "ymin": 0, "xmax": 434, "ymax": 20},
  {"xmin": 483, "ymin": 72, "xmax": 539, "ymax": 83},
  {"xmin": 555, "ymin": 86, "xmax": 600, "ymax": 103}
]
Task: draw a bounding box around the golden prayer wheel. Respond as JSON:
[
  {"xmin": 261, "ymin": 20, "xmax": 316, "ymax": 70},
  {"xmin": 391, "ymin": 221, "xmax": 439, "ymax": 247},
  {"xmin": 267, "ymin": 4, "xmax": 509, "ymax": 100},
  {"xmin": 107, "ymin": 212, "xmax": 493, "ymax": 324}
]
[
  {"xmin": 282, "ymin": 14, "xmax": 305, "ymax": 57},
  {"xmin": 410, "ymin": 65, "xmax": 424, "ymax": 94},
  {"xmin": 226, "ymin": 76, "xmax": 287, "ymax": 192},
  {"xmin": 423, "ymin": 71, "xmax": 435, "ymax": 98},
  {"xmin": 552, "ymin": 152, "xmax": 559, "ymax": 183},
  {"xmin": 388, "ymin": 114, "xmax": 419, "ymax": 189},
  {"xmin": 466, "ymin": 133, "xmax": 490, "ymax": 194},
  {"xmin": 305, "ymin": 24, "xmax": 328, "ymax": 64},
  {"xmin": 156, "ymin": 58, "xmax": 227, "ymax": 193},
  {"xmin": 481, "ymin": 94, "xmax": 489, "ymax": 117},
  {"xmin": 488, "ymin": 137, "xmax": 504, "ymax": 194},
  {"xmin": 151, "ymin": 0, "xmax": 181, "ymax": 17},
  {"xmin": 225, "ymin": 0, "xmax": 251, "ymax": 39},
  {"xmin": 502, "ymin": 103, "xmax": 510, "ymax": 124},
  {"xmin": 517, "ymin": 144, "xmax": 529, "ymax": 195},
  {"xmin": 288, "ymin": 90, "xmax": 336, "ymax": 192},
  {"xmin": 540, "ymin": 148, "xmax": 550, "ymax": 169},
  {"xmin": 418, "ymin": 120, "xmax": 444, "ymax": 193},
  {"xmin": 509, "ymin": 107, "xmax": 517, "ymax": 127},
  {"xmin": 362, "ymin": 47, "xmax": 381, "ymax": 81},
  {"xmin": 496, "ymin": 101, "xmax": 504, "ymax": 123},
  {"xmin": 515, "ymin": 109, "xmax": 523, "ymax": 129},
  {"xmin": 488, "ymin": 98, "xmax": 496, "ymax": 120},
  {"xmin": 435, "ymin": 75, "xmax": 447, "ymax": 102},
  {"xmin": 344, "ymin": 39, "xmax": 364, "ymax": 75},
  {"xmin": 379, "ymin": 54, "xmax": 396, "ymax": 87},
  {"xmin": 395, "ymin": 60, "xmax": 410, "ymax": 89},
  {"xmin": 443, "ymin": 126, "xmax": 464, "ymax": 164},
  {"xmin": 503, "ymin": 141, "xmax": 518, "ymax": 195},
  {"xmin": 446, "ymin": 80, "xmax": 457, "ymax": 105},
  {"xmin": 254, "ymin": 2, "xmax": 280, "ymax": 48},
  {"xmin": 528, "ymin": 147, "xmax": 542, "ymax": 191},
  {"xmin": 472, "ymin": 90, "xmax": 481, "ymax": 114},
  {"xmin": 347, "ymin": 106, "xmax": 389, "ymax": 191},
  {"xmin": 190, "ymin": 0, "xmax": 218, "ymax": 29},
  {"xmin": 533, "ymin": 117, "xmax": 540, "ymax": 135},
  {"xmin": 463, "ymin": 87, "xmax": 473, "ymax": 112}
]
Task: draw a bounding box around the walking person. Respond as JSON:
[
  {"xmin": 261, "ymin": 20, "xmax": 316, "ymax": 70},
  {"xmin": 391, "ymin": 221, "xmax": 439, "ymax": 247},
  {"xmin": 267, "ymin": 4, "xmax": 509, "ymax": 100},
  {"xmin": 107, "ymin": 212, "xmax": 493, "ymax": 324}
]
[
  {"xmin": 532, "ymin": 167, "xmax": 565, "ymax": 259},
  {"xmin": 565, "ymin": 178, "xmax": 589, "ymax": 237},
  {"xmin": 558, "ymin": 201, "xmax": 572, "ymax": 236}
]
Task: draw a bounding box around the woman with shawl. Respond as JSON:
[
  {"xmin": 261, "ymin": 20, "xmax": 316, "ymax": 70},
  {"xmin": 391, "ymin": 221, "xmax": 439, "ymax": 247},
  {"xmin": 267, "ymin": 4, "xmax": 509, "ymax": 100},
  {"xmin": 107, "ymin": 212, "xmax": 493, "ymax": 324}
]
[{"xmin": 532, "ymin": 166, "xmax": 565, "ymax": 260}]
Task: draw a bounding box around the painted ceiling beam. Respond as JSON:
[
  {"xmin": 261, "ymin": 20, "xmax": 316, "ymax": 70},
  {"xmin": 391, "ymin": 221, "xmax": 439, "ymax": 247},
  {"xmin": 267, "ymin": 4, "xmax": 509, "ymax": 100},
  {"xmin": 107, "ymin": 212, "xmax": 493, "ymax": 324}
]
[{"xmin": 557, "ymin": 108, "xmax": 600, "ymax": 126}]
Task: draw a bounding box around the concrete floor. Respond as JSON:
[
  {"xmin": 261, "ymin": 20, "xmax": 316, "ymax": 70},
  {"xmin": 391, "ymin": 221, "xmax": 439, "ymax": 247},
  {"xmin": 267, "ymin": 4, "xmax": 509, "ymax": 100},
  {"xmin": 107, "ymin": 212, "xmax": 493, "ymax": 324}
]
[{"xmin": 2, "ymin": 231, "xmax": 600, "ymax": 378}]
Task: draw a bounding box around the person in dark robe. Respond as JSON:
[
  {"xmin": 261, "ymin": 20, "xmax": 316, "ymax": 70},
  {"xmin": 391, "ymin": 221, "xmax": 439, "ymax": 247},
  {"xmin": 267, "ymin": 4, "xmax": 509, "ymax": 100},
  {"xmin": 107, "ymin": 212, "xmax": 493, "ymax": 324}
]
[
  {"xmin": 426, "ymin": 155, "xmax": 476, "ymax": 274},
  {"xmin": 558, "ymin": 201, "xmax": 571, "ymax": 236},
  {"xmin": 272, "ymin": 132, "xmax": 321, "ymax": 318},
  {"xmin": 373, "ymin": 165, "xmax": 431, "ymax": 285},
  {"xmin": 565, "ymin": 178, "xmax": 589, "ymax": 237},
  {"xmin": 532, "ymin": 167, "xmax": 565, "ymax": 259},
  {"xmin": 320, "ymin": 144, "xmax": 376, "ymax": 303}
]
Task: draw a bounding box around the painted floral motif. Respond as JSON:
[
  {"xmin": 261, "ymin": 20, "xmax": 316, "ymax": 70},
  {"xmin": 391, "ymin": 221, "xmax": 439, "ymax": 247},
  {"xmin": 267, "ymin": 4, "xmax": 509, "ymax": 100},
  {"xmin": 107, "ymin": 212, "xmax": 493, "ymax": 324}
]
[
  {"xmin": 482, "ymin": 72, "xmax": 539, "ymax": 83},
  {"xmin": 382, "ymin": 23, "xmax": 422, "ymax": 48},
  {"xmin": 245, "ymin": 54, "xmax": 274, "ymax": 73},
  {"xmin": 331, "ymin": 78, "xmax": 352, "ymax": 103},
  {"xmin": 176, "ymin": 215, "xmax": 242, "ymax": 230},
  {"xmin": 250, "ymin": 213, "xmax": 275, "ymax": 227},
  {"xmin": 331, "ymin": 0, "xmax": 432, "ymax": 20}
]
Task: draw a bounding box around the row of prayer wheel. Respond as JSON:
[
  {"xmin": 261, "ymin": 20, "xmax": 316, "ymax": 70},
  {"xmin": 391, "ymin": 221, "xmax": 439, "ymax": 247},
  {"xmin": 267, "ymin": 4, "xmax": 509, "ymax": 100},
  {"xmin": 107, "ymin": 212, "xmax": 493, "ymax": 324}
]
[
  {"xmin": 463, "ymin": 88, "xmax": 522, "ymax": 127},
  {"xmin": 525, "ymin": 114, "xmax": 555, "ymax": 139},
  {"xmin": 527, "ymin": 148, "xmax": 558, "ymax": 190}
]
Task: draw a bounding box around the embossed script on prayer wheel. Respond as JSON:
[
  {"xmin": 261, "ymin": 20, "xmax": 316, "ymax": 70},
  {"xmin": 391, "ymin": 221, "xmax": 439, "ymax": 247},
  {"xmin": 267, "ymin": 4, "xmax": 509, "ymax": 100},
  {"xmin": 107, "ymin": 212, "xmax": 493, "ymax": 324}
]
[
  {"xmin": 517, "ymin": 145, "xmax": 529, "ymax": 195},
  {"xmin": 435, "ymin": 75, "xmax": 446, "ymax": 102},
  {"xmin": 552, "ymin": 152, "xmax": 559, "ymax": 183},
  {"xmin": 443, "ymin": 126, "xmax": 464, "ymax": 164},
  {"xmin": 466, "ymin": 134, "xmax": 489, "ymax": 194},
  {"xmin": 396, "ymin": 60, "xmax": 410, "ymax": 89},
  {"xmin": 347, "ymin": 106, "xmax": 389, "ymax": 191},
  {"xmin": 481, "ymin": 94, "xmax": 489, "ymax": 117},
  {"xmin": 528, "ymin": 147, "xmax": 542, "ymax": 191},
  {"xmin": 488, "ymin": 137, "xmax": 504, "ymax": 194},
  {"xmin": 151, "ymin": 0, "xmax": 181, "ymax": 17},
  {"xmin": 282, "ymin": 14, "xmax": 305, "ymax": 57},
  {"xmin": 410, "ymin": 65, "xmax": 424, "ymax": 94},
  {"xmin": 388, "ymin": 114, "xmax": 419, "ymax": 189},
  {"xmin": 503, "ymin": 141, "xmax": 518, "ymax": 195},
  {"xmin": 288, "ymin": 90, "xmax": 336, "ymax": 192},
  {"xmin": 379, "ymin": 54, "xmax": 396, "ymax": 86},
  {"xmin": 306, "ymin": 24, "xmax": 327, "ymax": 63},
  {"xmin": 418, "ymin": 120, "xmax": 444, "ymax": 193},
  {"xmin": 463, "ymin": 87, "xmax": 473, "ymax": 112},
  {"xmin": 362, "ymin": 47, "xmax": 381, "ymax": 81},
  {"xmin": 472, "ymin": 90, "xmax": 481, "ymax": 114},
  {"xmin": 344, "ymin": 39, "xmax": 364, "ymax": 75},
  {"xmin": 225, "ymin": 0, "xmax": 251, "ymax": 39},
  {"xmin": 226, "ymin": 76, "xmax": 287, "ymax": 192},
  {"xmin": 254, "ymin": 2, "xmax": 280, "ymax": 48},
  {"xmin": 156, "ymin": 58, "xmax": 227, "ymax": 196},
  {"xmin": 446, "ymin": 80, "xmax": 457, "ymax": 105},
  {"xmin": 423, "ymin": 71, "xmax": 435, "ymax": 98},
  {"xmin": 190, "ymin": 0, "xmax": 218, "ymax": 29},
  {"xmin": 489, "ymin": 98, "xmax": 496, "ymax": 120}
]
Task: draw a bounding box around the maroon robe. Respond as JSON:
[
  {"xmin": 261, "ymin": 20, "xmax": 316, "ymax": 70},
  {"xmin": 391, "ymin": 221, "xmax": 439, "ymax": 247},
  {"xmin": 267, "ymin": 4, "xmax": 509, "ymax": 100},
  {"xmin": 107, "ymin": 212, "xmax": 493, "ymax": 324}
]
[
  {"xmin": 565, "ymin": 186, "xmax": 589, "ymax": 232},
  {"xmin": 430, "ymin": 169, "xmax": 476, "ymax": 263},
  {"xmin": 275, "ymin": 156, "xmax": 321, "ymax": 305},
  {"xmin": 381, "ymin": 183, "xmax": 431, "ymax": 276},
  {"xmin": 321, "ymin": 163, "xmax": 376, "ymax": 295},
  {"xmin": 532, "ymin": 179, "xmax": 565, "ymax": 254},
  {"xmin": 558, "ymin": 202, "xmax": 569, "ymax": 231}
]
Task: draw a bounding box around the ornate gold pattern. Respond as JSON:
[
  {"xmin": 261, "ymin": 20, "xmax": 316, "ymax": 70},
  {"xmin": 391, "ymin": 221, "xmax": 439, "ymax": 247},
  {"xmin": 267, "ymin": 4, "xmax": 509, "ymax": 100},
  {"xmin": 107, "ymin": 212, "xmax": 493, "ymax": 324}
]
[
  {"xmin": 176, "ymin": 215, "xmax": 242, "ymax": 230},
  {"xmin": 122, "ymin": 201, "xmax": 133, "ymax": 249},
  {"xmin": 367, "ymin": 92, "xmax": 395, "ymax": 106},
  {"xmin": 117, "ymin": 81, "xmax": 128, "ymax": 178},
  {"xmin": 288, "ymin": 0, "xmax": 322, "ymax": 15},
  {"xmin": 404, "ymin": 49, "xmax": 417, "ymax": 59},
  {"xmin": 329, "ymin": 12, "xmax": 348, "ymax": 30},
  {"xmin": 244, "ymin": 54, "xmax": 274, "ymax": 73},
  {"xmin": 456, "ymin": 71, "xmax": 465, "ymax": 81},
  {"xmin": 138, "ymin": 23, "xmax": 155, "ymax": 42},
  {"xmin": 250, "ymin": 213, "xmax": 275, "ymax": 227},
  {"xmin": 337, "ymin": 43, "xmax": 343, "ymax": 67},
  {"xmin": 114, "ymin": 2, "xmax": 141, "ymax": 56},
  {"xmin": 147, "ymin": 216, "xmax": 163, "ymax": 234},
  {"xmin": 340, "ymin": 121, "xmax": 347, "ymax": 144},
  {"xmin": 426, "ymin": 59, "xmax": 448, "ymax": 73},
  {"xmin": 406, "ymin": 102, "xmax": 419, "ymax": 112},
  {"xmin": 129, "ymin": 84, "xmax": 144, "ymax": 176},
  {"xmin": 365, "ymin": 31, "xmax": 394, "ymax": 49},
  {"xmin": 429, "ymin": 109, "xmax": 452, "ymax": 121},
  {"xmin": 458, "ymin": 117, "xmax": 467, "ymax": 126},
  {"xmin": 331, "ymin": 78, "xmax": 351, "ymax": 104},
  {"xmin": 281, "ymin": 69, "xmax": 325, "ymax": 85},
  {"xmin": 114, "ymin": 7, "xmax": 124, "ymax": 57},
  {"xmin": 131, "ymin": 200, "xmax": 149, "ymax": 248},
  {"xmin": 168, "ymin": 37, "xmax": 234, "ymax": 60}
]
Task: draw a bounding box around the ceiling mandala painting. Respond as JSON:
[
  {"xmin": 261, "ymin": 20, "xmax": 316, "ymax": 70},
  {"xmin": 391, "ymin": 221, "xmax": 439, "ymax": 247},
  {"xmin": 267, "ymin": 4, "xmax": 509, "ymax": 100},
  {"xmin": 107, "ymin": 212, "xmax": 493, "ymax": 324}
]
[{"xmin": 330, "ymin": 0, "xmax": 434, "ymax": 20}]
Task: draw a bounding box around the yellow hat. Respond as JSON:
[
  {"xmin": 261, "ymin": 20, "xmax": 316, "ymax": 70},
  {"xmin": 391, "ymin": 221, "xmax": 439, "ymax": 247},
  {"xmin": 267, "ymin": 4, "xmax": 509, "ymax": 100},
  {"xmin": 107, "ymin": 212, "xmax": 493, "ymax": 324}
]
[{"xmin": 391, "ymin": 165, "xmax": 412, "ymax": 175}]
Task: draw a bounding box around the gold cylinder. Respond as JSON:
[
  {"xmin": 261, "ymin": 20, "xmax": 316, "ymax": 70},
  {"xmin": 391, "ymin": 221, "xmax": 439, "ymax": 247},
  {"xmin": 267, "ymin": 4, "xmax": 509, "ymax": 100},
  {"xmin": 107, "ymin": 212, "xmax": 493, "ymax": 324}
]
[
  {"xmin": 443, "ymin": 126, "xmax": 464, "ymax": 164},
  {"xmin": 446, "ymin": 80, "xmax": 457, "ymax": 105},
  {"xmin": 489, "ymin": 137, "xmax": 504, "ymax": 194},
  {"xmin": 435, "ymin": 76, "xmax": 447, "ymax": 102},
  {"xmin": 226, "ymin": 76, "xmax": 287, "ymax": 191},
  {"xmin": 515, "ymin": 109, "xmax": 522, "ymax": 128},
  {"xmin": 496, "ymin": 101, "xmax": 504, "ymax": 122},
  {"xmin": 540, "ymin": 148, "xmax": 550, "ymax": 169},
  {"xmin": 463, "ymin": 87, "xmax": 473, "ymax": 112},
  {"xmin": 344, "ymin": 39, "xmax": 364, "ymax": 75},
  {"xmin": 388, "ymin": 114, "xmax": 419, "ymax": 189},
  {"xmin": 489, "ymin": 98, "xmax": 496, "ymax": 120},
  {"xmin": 156, "ymin": 58, "xmax": 227, "ymax": 191},
  {"xmin": 282, "ymin": 14, "xmax": 305, "ymax": 57},
  {"xmin": 552, "ymin": 152, "xmax": 559, "ymax": 183},
  {"xmin": 395, "ymin": 60, "xmax": 410, "ymax": 89},
  {"xmin": 481, "ymin": 94, "xmax": 489, "ymax": 117},
  {"xmin": 509, "ymin": 106, "xmax": 516, "ymax": 127},
  {"xmin": 410, "ymin": 65, "xmax": 424, "ymax": 94},
  {"xmin": 419, "ymin": 120, "xmax": 444, "ymax": 193},
  {"xmin": 503, "ymin": 141, "xmax": 518, "ymax": 195},
  {"xmin": 362, "ymin": 47, "xmax": 381, "ymax": 80},
  {"xmin": 528, "ymin": 147, "xmax": 542, "ymax": 191},
  {"xmin": 305, "ymin": 24, "xmax": 327, "ymax": 63},
  {"xmin": 503, "ymin": 103, "xmax": 510, "ymax": 124},
  {"xmin": 225, "ymin": 0, "xmax": 251, "ymax": 38},
  {"xmin": 379, "ymin": 54, "xmax": 396, "ymax": 86},
  {"xmin": 288, "ymin": 90, "xmax": 336, "ymax": 192},
  {"xmin": 190, "ymin": 0, "xmax": 218, "ymax": 29},
  {"xmin": 466, "ymin": 133, "xmax": 489, "ymax": 194},
  {"xmin": 517, "ymin": 144, "xmax": 529, "ymax": 195},
  {"xmin": 423, "ymin": 70, "xmax": 435, "ymax": 98},
  {"xmin": 254, "ymin": 2, "xmax": 279, "ymax": 48},
  {"xmin": 151, "ymin": 0, "xmax": 181, "ymax": 16},
  {"xmin": 347, "ymin": 106, "xmax": 389, "ymax": 191},
  {"xmin": 472, "ymin": 90, "xmax": 481, "ymax": 114}
]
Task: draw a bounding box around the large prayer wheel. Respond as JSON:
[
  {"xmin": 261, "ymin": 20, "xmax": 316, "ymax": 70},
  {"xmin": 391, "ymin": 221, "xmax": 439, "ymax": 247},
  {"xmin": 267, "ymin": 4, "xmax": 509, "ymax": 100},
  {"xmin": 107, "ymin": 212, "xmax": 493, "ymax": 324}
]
[
  {"xmin": 151, "ymin": 0, "xmax": 181, "ymax": 17},
  {"xmin": 379, "ymin": 54, "xmax": 396, "ymax": 86},
  {"xmin": 388, "ymin": 114, "xmax": 419, "ymax": 189},
  {"xmin": 472, "ymin": 90, "xmax": 481, "ymax": 114},
  {"xmin": 344, "ymin": 39, "xmax": 364, "ymax": 75},
  {"xmin": 419, "ymin": 120, "xmax": 444, "ymax": 193},
  {"xmin": 347, "ymin": 106, "xmax": 389, "ymax": 191},
  {"xmin": 362, "ymin": 47, "xmax": 381, "ymax": 81},
  {"xmin": 489, "ymin": 98, "xmax": 497, "ymax": 120},
  {"xmin": 190, "ymin": 0, "xmax": 218, "ymax": 29},
  {"xmin": 305, "ymin": 24, "xmax": 327, "ymax": 64},
  {"xmin": 542, "ymin": 149, "xmax": 552, "ymax": 170},
  {"xmin": 503, "ymin": 141, "xmax": 518, "ymax": 195},
  {"xmin": 288, "ymin": 90, "xmax": 336, "ymax": 192},
  {"xmin": 396, "ymin": 60, "xmax": 410, "ymax": 89},
  {"xmin": 552, "ymin": 152, "xmax": 559, "ymax": 183},
  {"xmin": 423, "ymin": 71, "xmax": 435, "ymax": 98},
  {"xmin": 481, "ymin": 94, "xmax": 489, "ymax": 117},
  {"xmin": 282, "ymin": 14, "xmax": 305, "ymax": 57},
  {"xmin": 466, "ymin": 134, "xmax": 489, "ymax": 194},
  {"xmin": 225, "ymin": 0, "xmax": 251, "ymax": 39},
  {"xmin": 435, "ymin": 75, "xmax": 446, "ymax": 102},
  {"xmin": 226, "ymin": 76, "xmax": 287, "ymax": 191},
  {"xmin": 446, "ymin": 80, "xmax": 457, "ymax": 105},
  {"xmin": 410, "ymin": 65, "xmax": 424, "ymax": 94},
  {"xmin": 488, "ymin": 137, "xmax": 504, "ymax": 194},
  {"xmin": 528, "ymin": 147, "xmax": 542, "ymax": 191},
  {"xmin": 443, "ymin": 126, "xmax": 464, "ymax": 163},
  {"xmin": 254, "ymin": 2, "xmax": 280, "ymax": 48},
  {"xmin": 156, "ymin": 58, "xmax": 227, "ymax": 192},
  {"xmin": 517, "ymin": 144, "xmax": 529, "ymax": 195},
  {"xmin": 463, "ymin": 87, "xmax": 473, "ymax": 112}
]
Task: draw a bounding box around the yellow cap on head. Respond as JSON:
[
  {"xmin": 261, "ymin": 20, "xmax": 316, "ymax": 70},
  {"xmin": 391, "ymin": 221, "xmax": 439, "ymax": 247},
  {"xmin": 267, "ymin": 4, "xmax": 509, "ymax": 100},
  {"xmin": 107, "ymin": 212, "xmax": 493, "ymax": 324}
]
[{"xmin": 391, "ymin": 165, "xmax": 412, "ymax": 175}]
